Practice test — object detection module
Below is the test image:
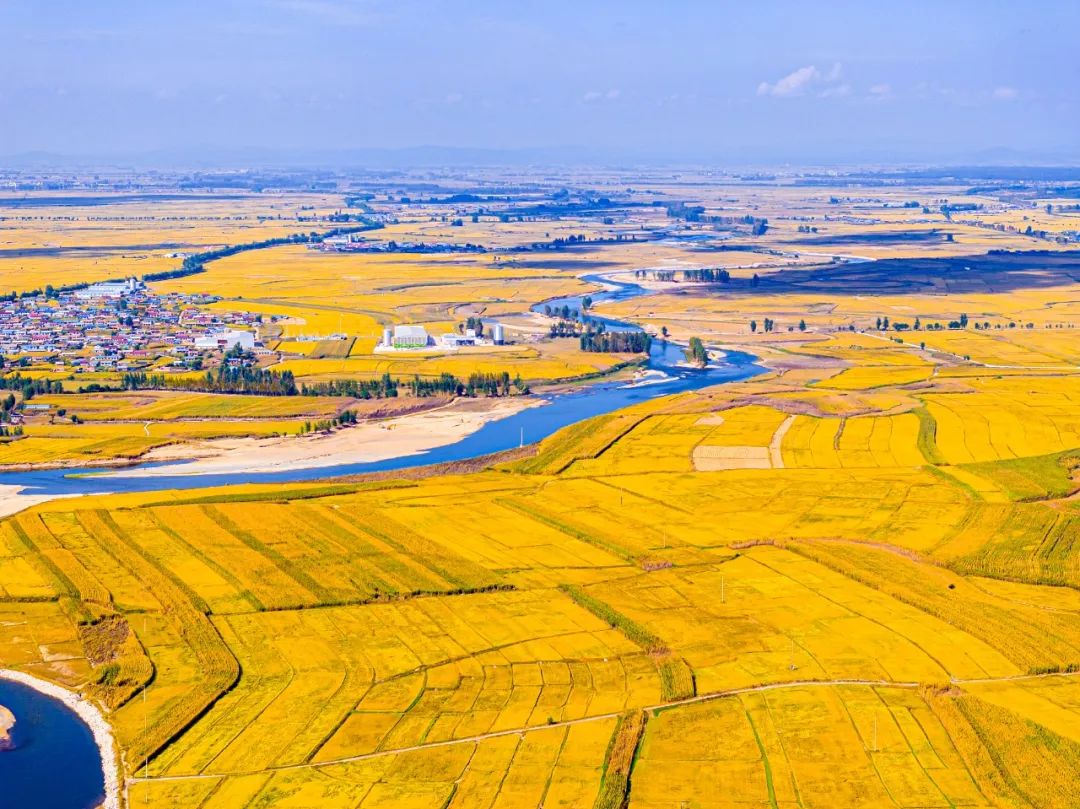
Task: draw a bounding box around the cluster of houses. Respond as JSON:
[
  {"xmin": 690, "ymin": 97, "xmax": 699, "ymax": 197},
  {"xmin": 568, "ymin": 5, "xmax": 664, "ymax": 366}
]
[{"xmin": 0, "ymin": 278, "xmax": 265, "ymax": 373}]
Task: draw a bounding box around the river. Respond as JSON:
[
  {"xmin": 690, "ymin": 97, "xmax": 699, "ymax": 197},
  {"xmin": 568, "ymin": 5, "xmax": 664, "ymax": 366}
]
[
  {"xmin": 0, "ymin": 272, "xmax": 765, "ymax": 497},
  {"xmin": 0, "ymin": 679, "xmax": 107, "ymax": 809}
]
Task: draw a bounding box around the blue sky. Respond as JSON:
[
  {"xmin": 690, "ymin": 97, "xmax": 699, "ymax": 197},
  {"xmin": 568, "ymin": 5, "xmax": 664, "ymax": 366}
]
[{"xmin": 3, "ymin": 0, "xmax": 1078, "ymax": 164}]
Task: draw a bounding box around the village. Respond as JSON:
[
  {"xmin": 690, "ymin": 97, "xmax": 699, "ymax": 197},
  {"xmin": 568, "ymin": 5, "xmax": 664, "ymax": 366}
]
[{"xmin": 0, "ymin": 277, "xmax": 266, "ymax": 374}]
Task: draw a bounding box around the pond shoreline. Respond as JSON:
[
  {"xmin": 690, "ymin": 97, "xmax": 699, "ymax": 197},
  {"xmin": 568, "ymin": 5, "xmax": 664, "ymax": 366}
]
[{"xmin": 0, "ymin": 670, "xmax": 121, "ymax": 809}]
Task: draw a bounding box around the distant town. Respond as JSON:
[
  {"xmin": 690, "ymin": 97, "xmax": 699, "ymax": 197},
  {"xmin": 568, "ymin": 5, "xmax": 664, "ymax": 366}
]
[{"xmin": 1, "ymin": 277, "xmax": 266, "ymax": 374}]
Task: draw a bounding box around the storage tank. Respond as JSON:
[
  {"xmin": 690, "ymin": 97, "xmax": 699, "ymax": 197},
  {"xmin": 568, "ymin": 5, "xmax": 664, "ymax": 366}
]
[
  {"xmin": 491, "ymin": 323, "xmax": 505, "ymax": 345},
  {"xmin": 382, "ymin": 327, "xmax": 393, "ymax": 347}
]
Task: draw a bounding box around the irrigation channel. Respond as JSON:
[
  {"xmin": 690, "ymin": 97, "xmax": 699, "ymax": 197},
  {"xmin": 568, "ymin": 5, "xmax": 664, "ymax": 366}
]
[{"xmin": 0, "ymin": 273, "xmax": 764, "ymax": 496}]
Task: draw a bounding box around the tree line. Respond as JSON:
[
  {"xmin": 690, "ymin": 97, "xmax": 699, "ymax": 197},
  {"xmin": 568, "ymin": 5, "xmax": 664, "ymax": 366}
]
[
  {"xmin": 579, "ymin": 329, "xmax": 651, "ymax": 353},
  {"xmin": 122, "ymin": 366, "xmax": 299, "ymax": 396},
  {"xmin": 633, "ymin": 268, "xmax": 732, "ymax": 283},
  {"xmin": 119, "ymin": 366, "xmax": 527, "ymax": 400},
  {"xmin": 682, "ymin": 268, "xmax": 730, "ymax": 283},
  {"xmin": 141, "ymin": 221, "xmax": 382, "ymax": 283},
  {"xmin": 0, "ymin": 374, "xmax": 65, "ymax": 399},
  {"xmin": 308, "ymin": 371, "xmax": 525, "ymax": 398}
]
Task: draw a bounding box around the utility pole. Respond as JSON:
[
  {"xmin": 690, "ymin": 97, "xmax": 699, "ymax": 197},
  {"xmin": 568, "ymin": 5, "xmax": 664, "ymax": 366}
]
[
  {"xmin": 788, "ymin": 638, "xmax": 797, "ymax": 671},
  {"xmin": 143, "ymin": 614, "xmax": 150, "ymax": 804}
]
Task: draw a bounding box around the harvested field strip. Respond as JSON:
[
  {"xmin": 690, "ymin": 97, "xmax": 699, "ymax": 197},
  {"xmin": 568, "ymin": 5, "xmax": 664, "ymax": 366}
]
[
  {"xmin": 310, "ymin": 337, "xmax": 356, "ymax": 358},
  {"xmin": 77, "ymin": 613, "xmax": 154, "ymax": 711}
]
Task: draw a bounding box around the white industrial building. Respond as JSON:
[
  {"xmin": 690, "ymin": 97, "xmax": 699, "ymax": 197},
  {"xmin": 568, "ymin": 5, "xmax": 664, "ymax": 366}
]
[
  {"xmin": 441, "ymin": 332, "xmax": 476, "ymax": 348},
  {"xmin": 75, "ymin": 277, "xmax": 144, "ymax": 299},
  {"xmin": 194, "ymin": 329, "xmax": 256, "ymax": 351},
  {"xmin": 379, "ymin": 321, "xmax": 508, "ymax": 352},
  {"xmin": 390, "ymin": 324, "xmax": 430, "ymax": 349}
]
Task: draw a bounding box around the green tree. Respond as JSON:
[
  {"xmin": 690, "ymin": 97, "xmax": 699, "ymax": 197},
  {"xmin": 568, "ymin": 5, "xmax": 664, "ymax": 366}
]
[{"xmin": 685, "ymin": 337, "xmax": 709, "ymax": 366}]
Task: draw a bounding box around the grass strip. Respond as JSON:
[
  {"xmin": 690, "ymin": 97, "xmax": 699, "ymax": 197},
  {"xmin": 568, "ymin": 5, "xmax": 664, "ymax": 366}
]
[
  {"xmin": 912, "ymin": 405, "xmax": 946, "ymax": 464},
  {"xmin": 593, "ymin": 710, "xmax": 648, "ymax": 809}
]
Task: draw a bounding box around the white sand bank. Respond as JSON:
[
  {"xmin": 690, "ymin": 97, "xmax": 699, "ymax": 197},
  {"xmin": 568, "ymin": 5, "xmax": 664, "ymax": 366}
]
[{"xmin": 105, "ymin": 396, "xmax": 541, "ymax": 478}]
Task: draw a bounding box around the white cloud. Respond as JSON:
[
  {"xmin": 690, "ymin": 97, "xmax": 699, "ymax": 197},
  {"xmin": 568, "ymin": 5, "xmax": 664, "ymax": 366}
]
[
  {"xmin": 757, "ymin": 65, "xmax": 820, "ymax": 97},
  {"xmin": 820, "ymin": 84, "xmax": 851, "ymax": 98},
  {"xmin": 868, "ymin": 83, "xmax": 892, "ymax": 97},
  {"xmin": 757, "ymin": 63, "xmax": 846, "ymax": 98},
  {"xmin": 993, "ymin": 85, "xmax": 1019, "ymax": 101},
  {"xmin": 445, "ymin": 92, "xmax": 464, "ymax": 105},
  {"xmin": 582, "ymin": 88, "xmax": 620, "ymax": 103}
]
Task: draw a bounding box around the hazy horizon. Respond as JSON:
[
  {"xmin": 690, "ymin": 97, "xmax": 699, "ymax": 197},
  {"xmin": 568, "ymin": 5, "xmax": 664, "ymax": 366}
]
[{"xmin": 4, "ymin": 0, "xmax": 1079, "ymax": 167}]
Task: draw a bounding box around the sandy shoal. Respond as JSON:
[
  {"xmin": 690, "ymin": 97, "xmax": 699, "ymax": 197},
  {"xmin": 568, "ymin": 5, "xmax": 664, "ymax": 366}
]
[
  {"xmin": 0, "ymin": 487, "xmax": 77, "ymax": 520},
  {"xmin": 105, "ymin": 395, "xmax": 542, "ymax": 478}
]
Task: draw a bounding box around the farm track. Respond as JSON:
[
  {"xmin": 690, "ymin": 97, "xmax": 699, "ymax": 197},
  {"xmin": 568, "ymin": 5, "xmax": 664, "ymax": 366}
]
[{"xmin": 127, "ymin": 669, "xmax": 1080, "ymax": 784}]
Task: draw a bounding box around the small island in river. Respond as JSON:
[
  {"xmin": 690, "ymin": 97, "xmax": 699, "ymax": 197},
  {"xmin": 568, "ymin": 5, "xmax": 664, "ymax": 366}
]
[{"xmin": 0, "ymin": 703, "xmax": 14, "ymax": 750}]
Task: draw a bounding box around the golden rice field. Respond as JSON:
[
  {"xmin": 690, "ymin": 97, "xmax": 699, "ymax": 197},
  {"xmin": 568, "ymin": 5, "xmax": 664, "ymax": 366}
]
[
  {"xmin": 3, "ymin": 182, "xmax": 1080, "ymax": 807},
  {"xmin": 0, "ymin": 192, "xmax": 346, "ymax": 293},
  {"xmin": 4, "ymin": 357, "xmax": 1080, "ymax": 806}
]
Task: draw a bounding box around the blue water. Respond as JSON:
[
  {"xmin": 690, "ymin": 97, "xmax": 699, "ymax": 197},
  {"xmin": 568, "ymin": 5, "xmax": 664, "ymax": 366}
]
[
  {"xmin": 534, "ymin": 272, "xmax": 649, "ymax": 332},
  {"xmin": 0, "ymin": 680, "xmax": 106, "ymax": 809},
  {"xmin": 0, "ymin": 273, "xmax": 764, "ymax": 496}
]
